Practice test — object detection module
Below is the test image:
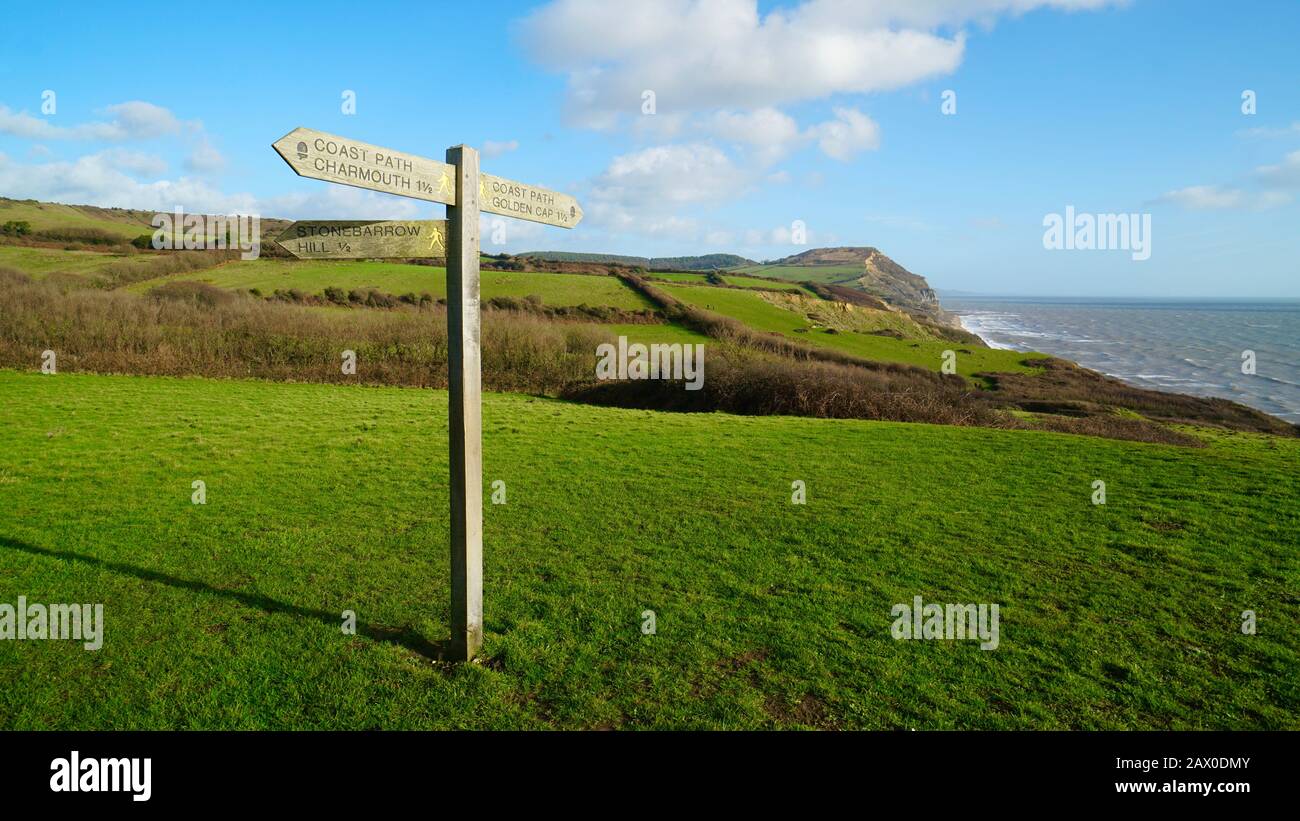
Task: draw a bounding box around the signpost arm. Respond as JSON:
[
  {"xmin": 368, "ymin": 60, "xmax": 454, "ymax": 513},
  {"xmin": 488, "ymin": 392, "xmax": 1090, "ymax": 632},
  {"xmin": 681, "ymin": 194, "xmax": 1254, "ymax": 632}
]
[{"xmin": 446, "ymin": 144, "xmax": 483, "ymax": 661}]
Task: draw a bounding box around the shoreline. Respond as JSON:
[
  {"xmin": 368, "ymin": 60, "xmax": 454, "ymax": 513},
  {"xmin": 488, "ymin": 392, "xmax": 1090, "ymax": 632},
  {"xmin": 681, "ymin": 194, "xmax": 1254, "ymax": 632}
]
[{"xmin": 945, "ymin": 299, "xmax": 1300, "ymax": 424}]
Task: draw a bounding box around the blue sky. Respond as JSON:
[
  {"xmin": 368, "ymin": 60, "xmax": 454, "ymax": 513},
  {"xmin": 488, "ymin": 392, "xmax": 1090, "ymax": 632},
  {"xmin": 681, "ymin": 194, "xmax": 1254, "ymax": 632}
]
[{"xmin": 1, "ymin": 0, "xmax": 1297, "ymax": 296}]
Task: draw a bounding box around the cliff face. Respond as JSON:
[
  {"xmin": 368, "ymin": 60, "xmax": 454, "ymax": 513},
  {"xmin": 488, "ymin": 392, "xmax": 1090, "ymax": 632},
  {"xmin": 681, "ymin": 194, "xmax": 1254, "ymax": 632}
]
[{"xmin": 769, "ymin": 246, "xmax": 957, "ymax": 328}]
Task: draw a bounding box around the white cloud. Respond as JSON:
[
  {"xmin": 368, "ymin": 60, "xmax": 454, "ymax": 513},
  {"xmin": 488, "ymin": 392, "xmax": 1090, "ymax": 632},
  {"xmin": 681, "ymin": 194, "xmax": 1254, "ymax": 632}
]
[
  {"xmin": 103, "ymin": 101, "xmax": 186, "ymax": 139},
  {"xmin": 102, "ymin": 148, "xmax": 168, "ymax": 178},
  {"xmin": 806, "ymin": 107, "xmax": 881, "ymax": 160},
  {"xmin": 185, "ymin": 137, "xmax": 226, "ymax": 173},
  {"xmin": 1155, "ymin": 184, "xmax": 1291, "ymax": 211},
  {"xmin": 592, "ymin": 143, "xmax": 748, "ymax": 209},
  {"xmin": 482, "ymin": 139, "xmax": 520, "ymax": 158},
  {"xmin": 741, "ymin": 223, "xmax": 828, "ymax": 249},
  {"xmin": 1255, "ymin": 150, "xmax": 1300, "ymax": 188},
  {"xmin": 0, "ymin": 150, "xmax": 257, "ymax": 214},
  {"xmin": 259, "ymin": 186, "xmax": 426, "ymax": 221},
  {"xmin": 581, "ymin": 143, "xmax": 751, "ymax": 241},
  {"xmin": 0, "ymin": 100, "xmax": 185, "ymax": 141},
  {"xmin": 702, "ymin": 105, "xmax": 883, "ymax": 163},
  {"xmin": 519, "ymin": 0, "xmax": 1120, "ymax": 128},
  {"xmin": 0, "ymin": 149, "xmax": 428, "ymax": 220},
  {"xmin": 1237, "ymin": 121, "xmax": 1300, "ymax": 139},
  {"xmin": 708, "ymin": 107, "xmax": 803, "ymax": 164}
]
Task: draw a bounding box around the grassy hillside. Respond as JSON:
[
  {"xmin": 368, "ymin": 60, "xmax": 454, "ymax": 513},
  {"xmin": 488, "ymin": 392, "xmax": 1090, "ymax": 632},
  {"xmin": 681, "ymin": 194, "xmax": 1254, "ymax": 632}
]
[
  {"xmin": 1, "ymin": 370, "xmax": 1295, "ymax": 730},
  {"xmin": 719, "ymin": 275, "xmax": 810, "ymax": 292},
  {"xmin": 124, "ymin": 259, "xmax": 656, "ymax": 310},
  {"xmin": 0, "ymin": 198, "xmax": 153, "ymax": 240},
  {"xmin": 730, "ymin": 263, "xmax": 864, "ymax": 285},
  {"xmin": 660, "ymin": 283, "xmax": 1041, "ymax": 376},
  {"xmin": 0, "ymin": 245, "xmax": 133, "ymax": 278}
]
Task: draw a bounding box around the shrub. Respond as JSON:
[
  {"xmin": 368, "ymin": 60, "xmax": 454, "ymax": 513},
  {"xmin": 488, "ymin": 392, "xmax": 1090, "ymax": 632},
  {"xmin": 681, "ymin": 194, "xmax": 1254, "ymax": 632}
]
[
  {"xmin": 33, "ymin": 226, "xmax": 123, "ymax": 246},
  {"xmin": 149, "ymin": 280, "xmax": 237, "ymax": 308}
]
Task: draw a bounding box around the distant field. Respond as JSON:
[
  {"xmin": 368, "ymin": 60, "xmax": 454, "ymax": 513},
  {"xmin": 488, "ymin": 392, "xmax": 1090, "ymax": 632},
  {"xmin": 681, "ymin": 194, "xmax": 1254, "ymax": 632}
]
[
  {"xmin": 125, "ymin": 260, "xmax": 656, "ymax": 310},
  {"xmin": 648, "ymin": 272, "xmax": 710, "ymax": 284},
  {"xmin": 2, "ymin": 371, "xmax": 1295, "ymax": 729},
  {"xmin": 719, "ymin": 275, "xmax": 809, "ymax": 292},
  {"xmin": 661, "ymin": 283, "xmax": 1043, "ymax": 376},
  {"xmin": 730, "ymin": 263, "xmax": 864, "ymax": 285},
  {"xmin": 647, "ymin": 272, "xmax": 808, "ymax": 292},
  {"xmin": 0, "ymin": 245, "xmax": 131, "ymax": 278},
  {"xmin": 594, "ymin": 322, "xmax": 710, "ymax": 344},
  {"xmin": 0, "ymin": 200, "xmax": 151, "ymax": 239}
]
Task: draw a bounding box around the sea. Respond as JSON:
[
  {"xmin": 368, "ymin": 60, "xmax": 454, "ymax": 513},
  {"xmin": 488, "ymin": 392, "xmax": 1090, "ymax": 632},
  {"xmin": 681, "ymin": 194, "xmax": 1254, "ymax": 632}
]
[{"xmin": 943, "ymin": 297, "xmax": 1300, "ymax": 424}]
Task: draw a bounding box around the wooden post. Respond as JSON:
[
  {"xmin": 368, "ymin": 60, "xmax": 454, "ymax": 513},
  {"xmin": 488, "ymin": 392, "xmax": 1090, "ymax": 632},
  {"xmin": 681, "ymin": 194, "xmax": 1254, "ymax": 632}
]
[
  {"xmin": 273, "ymin": 128, "xmax": 581, "ymax": 663},
  {"xmin": 445, "ymin": 144, "xmax": 482, "ymax": 661}
]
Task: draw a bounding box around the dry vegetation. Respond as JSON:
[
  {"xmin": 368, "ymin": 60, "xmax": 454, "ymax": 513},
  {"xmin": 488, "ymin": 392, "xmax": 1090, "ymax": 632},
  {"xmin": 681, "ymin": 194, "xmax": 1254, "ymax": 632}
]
[
  {"xmin": 1, "ymin": 267, "xmax": 1291, "ymax": 445},
  {"xmin": 0, "ymin": 269, "xmax": 604, "ymax": 394}
]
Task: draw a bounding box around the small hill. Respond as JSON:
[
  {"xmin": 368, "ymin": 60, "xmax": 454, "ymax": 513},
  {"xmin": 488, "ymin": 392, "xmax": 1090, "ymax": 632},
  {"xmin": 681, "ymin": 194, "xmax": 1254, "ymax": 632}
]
[
  {"xmin": 0, "ymin": 197, "xmax": 157, "ymax": 240},
  {"xmin": 738, "ymin": 246, "xmax": 955, "ymax": 327},
  {"xmin": 0, "ymin": 197, "xmax": 291, "ymax": 247}
]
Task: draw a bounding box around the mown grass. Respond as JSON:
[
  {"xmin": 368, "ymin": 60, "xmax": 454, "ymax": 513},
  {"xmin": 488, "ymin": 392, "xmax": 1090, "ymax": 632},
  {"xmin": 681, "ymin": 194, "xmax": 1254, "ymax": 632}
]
[
  {"xmin": 0, "ymin": 371, "xmax": 1295, "ymax": 729},
  {"xmin": 125, "ymin": 259, "xmax": 655, "ymax": 310},
  {"xmin": 661, "ymin": 283, "xmax": 1041, "ymax": 376}
]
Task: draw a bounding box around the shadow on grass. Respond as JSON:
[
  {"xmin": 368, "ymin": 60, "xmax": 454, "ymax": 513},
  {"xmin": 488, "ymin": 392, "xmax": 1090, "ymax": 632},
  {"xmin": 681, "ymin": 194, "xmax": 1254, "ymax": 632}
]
[{"xmin": 0, "ymin": 535, "xmax": 448, "ymax": 661}]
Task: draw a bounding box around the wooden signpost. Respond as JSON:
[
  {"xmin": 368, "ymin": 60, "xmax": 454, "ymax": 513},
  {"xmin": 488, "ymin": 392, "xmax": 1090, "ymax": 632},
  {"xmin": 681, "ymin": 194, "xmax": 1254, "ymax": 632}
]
[{"xmin": 273, "ymin": 128, "xmax": 582, "ymax": 661}]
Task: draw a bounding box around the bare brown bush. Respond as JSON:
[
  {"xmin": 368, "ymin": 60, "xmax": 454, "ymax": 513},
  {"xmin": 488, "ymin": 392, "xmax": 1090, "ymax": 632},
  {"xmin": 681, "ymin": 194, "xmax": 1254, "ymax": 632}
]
[
  {"xmin": 0, "ymin": 277, "xmax": 605, "ymax": 393},
  {"xmin": 563, "ymin": 345, "xmax": 1006, "ymax": 427}
]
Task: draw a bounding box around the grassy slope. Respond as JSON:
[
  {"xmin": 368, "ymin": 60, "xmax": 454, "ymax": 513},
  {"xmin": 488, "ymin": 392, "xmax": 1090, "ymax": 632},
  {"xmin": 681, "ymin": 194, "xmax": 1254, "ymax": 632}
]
[
  {"xmin": 0, "ymin": 200, "xmax": 152, "ymax": 239},
  {"xmin": 0, "ymin": 245, "xmax": 133, "ymax": 278},
  {"xmin": 719, "ymin": 275, "xmax": 809, "ymax": 292},
  {"xmin": 730, "ymin": 263, "xmax": 864, "ymax": 284},
  {"xmin": 648, "ymin": 272, "xmax": 710, "ymax": 284},
  {"xmin": 597, "ymin": 323, "xmax": 710, "ymax": 344},
  {"xmin": 0, "ymin": 371, "xmax": 1295, "ymax": 730},
  {"xmin": 124, "ymin": 260, "xmax": 655, "ymax": 310},
  {"xmin": 661, "ymin": 283, "xmax": 1040, "ymax": 376},
  {"xmin": 649, "ymin": 272, "xmax": 808, "ymax": 292}
]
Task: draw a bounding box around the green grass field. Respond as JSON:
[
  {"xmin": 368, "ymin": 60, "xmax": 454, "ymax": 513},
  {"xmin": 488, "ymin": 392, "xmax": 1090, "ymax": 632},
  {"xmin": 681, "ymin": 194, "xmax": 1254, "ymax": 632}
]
[
  {"xmin": 595, "ymin": 323, "xmax": 710, "ymax": 344},
  {"xmin": 729, "ymin": 263, "xmax": 864, "ymax": 285},
  {"xmin": 647, "ymin": 272, "xmax": 808, "ymax": 292},
  {"xmin": 648, "ymin": 272, "xmax": 710, "ymax": 284},
  {"xmin": 124, "ymin": 259, "xmax": 655, "ymax": 310},
  {"xmin": 0, "ymin": 245, "xmax": 133, "ymax": 278},
  {"xmin": 719, "ymin": 275, "xmax": 809, "ymax": 292},
  {"xmin": 1, "ymin": 370, "xmax": 1295, "ymax": 729},
  {"xmin": 661, "ymin": 283, "xmax": 1041, "ymax": 375}
]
